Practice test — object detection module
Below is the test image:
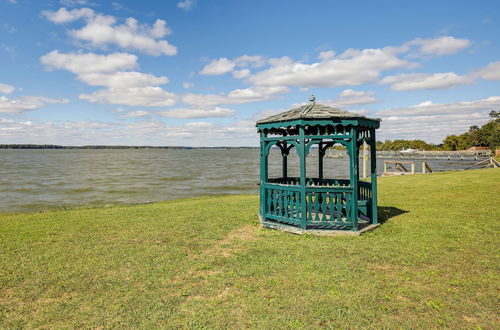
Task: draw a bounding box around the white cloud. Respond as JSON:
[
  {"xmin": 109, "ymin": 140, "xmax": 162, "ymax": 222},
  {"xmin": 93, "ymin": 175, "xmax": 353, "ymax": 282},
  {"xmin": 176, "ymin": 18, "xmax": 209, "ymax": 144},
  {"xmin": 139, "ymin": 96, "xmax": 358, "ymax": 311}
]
[
  {"xmin": 66, "ymin": 121, "xmax": 113, "ymax": 129},
  {"xmin": 232, "ymin": 69, "xmax": 250, "ymax": 79},
  {"xmin": 182, "ymin": 121, "xmax": 214, "ymax": 129},
  {"xmin": 247, "ymin": 48, "xmax": 414, "ymax": 88},
  {"xmin": 194, "ymin": 36, "xmax": 469, "ymax": 91},
  {"xmin": 380, "ymin": 72, "xmax": 472, "ymax": 91},
  {"xmin": 41, "ymin": 50, "xmax": 138, "ymax": 74},
  {"xmin": 473, "ymin": 61, "xmax": 500, "ymax": 81},
  {"xmin": 227, "ymin": 86, "xmax": 289, "ymax": 102},
  {"xmin": 377, "ymin": 96, "xmax": 500, "ymax": 116},
  {"xmin": 108, "ymin": 107, "xmax": 125, "ymax": 113},
  {"xmin": 0, "ymin": 95, "xmax": 68, "ymax": 114},
  {"xmin": 2, "ymin": 23, "xmax": 18, "ymax": 34},
  {"xmin": 321, "ymin": 89, "xmax": 380, "ymax": 108},
  {"xmin": 200, "ymin": 58, "xmax": 235, "ymax": 75},
  {"xmin": 42, "ymin": 7, "xmax": 94, "ymax": 24},
  {"xmin": 374, "ymin": 95, "xmax": 496, "ymax": 142},
  {"xmin": 0, "ymin": 83, "xmax": 15, "ymax": 95},
  {"xmin": 252, "ymin": 108, "xmax": 287, "ymax": 121},
  {"xmin": 60, "ymin": 0, "xmax": 95, "ymax": 7},
  {"xmin": 124, "ymin": 120, "xmax": 167, "ymax": 133},
  {"xmin": 177, "ymin": 0, "xmax": 197, "ymax": 11},
  {"xmin": 111, "ymin": 2, "xmax": 127, "ymax": 11},
  {"xmin": 0, "ymin": 116, "xmax": 259, "ymax": 146},
  {"xmin": 182, "ymin": 93, "xmax": 227, "ymax": 108},
  {"xmin": 120, "ymin": 110, "xmax": 150, "ymax": 118},
  {"xmin": 199, "ymin": 55, "xmax": 265, "ymax": 77},
  {"xmin": 158, "ymin": 107, "xmax": 235, "ymax": 118},
  {"xmin": 43, "ymin": 8, "xmax": 177, "ymax": 56},
  {"xmin": 72, "ymin": 15, "xmax": 176, "ymax": 56},
  {"xmin": 347, "ymin": 109, "xmax": 370, "ymax": 116},
  {"xmin": 41, "ymin": 51, "xmax": 176, "ymax": 107},
  {"xmin": 120, "ymin": 119, "xmax": 256, "ymax": 144},
  {"xmin": 317, "ymin": 50, "xmax": 335, "ymax": 61},
  {"xmin": 0, "ymin": 119, "xmax": 123, "ymax": 145},
  {"xmin": 182, "ymin": 81, "xmax": 194, "ymax": 89},
  {"xmin": 379, "ymin": 112, "xmax": 491, "ymax": 143},
  {"xmin": 407, "ymin": 36, "xmax": 471, "ymax": 56},
  {"xmin": 1, "ymin": 44, "xmax": 16, "ymax": 58},
  {"xmin": 235, "ymin": 55, "xmax": 266, "ymax": 68},
  {"xmin": 267, "ymin": 56, "xmax": 293, "ymax": 67},
  {"xmin": 183, "ymin": 85, "xmax": 289, "ymax": 107},
  {"xmin": 158, "ymin": 120, "xmax": 256, "ymax": 143},
  {"xmin": 77, "ymin": 71, "xmax": 168, "ymax": 88},
  {"xmin": 80, "ymin": 86, "xmax": 177, "ymax": 107}
]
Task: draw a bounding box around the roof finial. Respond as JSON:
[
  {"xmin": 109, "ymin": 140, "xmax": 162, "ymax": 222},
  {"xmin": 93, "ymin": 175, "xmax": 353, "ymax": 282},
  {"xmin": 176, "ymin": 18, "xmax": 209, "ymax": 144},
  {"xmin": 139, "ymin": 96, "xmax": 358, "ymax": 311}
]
[{"xmin": 309, "ymin": 94, "xmax": 315, "ymax": 103}]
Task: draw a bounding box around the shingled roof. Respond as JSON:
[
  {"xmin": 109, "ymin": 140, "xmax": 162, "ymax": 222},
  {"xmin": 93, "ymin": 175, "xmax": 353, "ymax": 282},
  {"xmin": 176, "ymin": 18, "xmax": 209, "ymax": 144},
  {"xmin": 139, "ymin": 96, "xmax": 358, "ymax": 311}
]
[{"xmin": 256, "ymin": 95, "xmax": 379, "ymax": 125}]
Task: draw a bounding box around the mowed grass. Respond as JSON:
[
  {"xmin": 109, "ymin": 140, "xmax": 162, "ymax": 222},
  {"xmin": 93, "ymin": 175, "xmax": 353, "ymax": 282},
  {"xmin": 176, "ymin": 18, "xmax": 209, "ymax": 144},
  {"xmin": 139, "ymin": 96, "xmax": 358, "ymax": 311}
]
[{"xmin": 0, "ymin": 169, "xmax": 499, "ymax": 328}]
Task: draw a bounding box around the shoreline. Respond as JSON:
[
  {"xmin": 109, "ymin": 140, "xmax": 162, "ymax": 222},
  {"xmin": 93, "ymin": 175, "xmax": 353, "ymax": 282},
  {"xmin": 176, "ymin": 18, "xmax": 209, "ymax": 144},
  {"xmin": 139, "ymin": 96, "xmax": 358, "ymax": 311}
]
[
  {"xmin": 0, "ymin": 144, "xmax": 259, "ymax": 150},
  {"xmin": 2, "ymin": 167, "xmax": 497, "ymax": 215}
]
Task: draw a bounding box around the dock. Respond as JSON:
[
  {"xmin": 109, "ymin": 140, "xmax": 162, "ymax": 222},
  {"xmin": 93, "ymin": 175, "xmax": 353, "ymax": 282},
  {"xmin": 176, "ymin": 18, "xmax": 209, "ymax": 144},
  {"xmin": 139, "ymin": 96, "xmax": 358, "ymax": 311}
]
[
  {"xmin": 383, "ymin": 160, "xmax": 433, "ymax": 176},
  {"xmin": 377, "ymin": 150, "xmax": 491, "ymax": 161}
]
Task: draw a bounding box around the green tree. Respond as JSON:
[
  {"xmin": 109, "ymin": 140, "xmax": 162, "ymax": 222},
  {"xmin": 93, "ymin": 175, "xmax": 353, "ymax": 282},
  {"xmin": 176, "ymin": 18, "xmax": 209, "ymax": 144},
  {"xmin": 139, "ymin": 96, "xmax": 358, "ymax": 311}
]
[
  {"xmin": 443, "ymin": 135, "xmax": 460, "ymax": 151},
  {"xmin": 479, "ymin": 113, "xmax": 500, "ymax": 149},
  {"xmin": 457, "ymin": 133, "xmax": 471, "ymax": 150},
  {"xmin": 441, "ymin": 111, "xmax": 500, "ymax": 150}
]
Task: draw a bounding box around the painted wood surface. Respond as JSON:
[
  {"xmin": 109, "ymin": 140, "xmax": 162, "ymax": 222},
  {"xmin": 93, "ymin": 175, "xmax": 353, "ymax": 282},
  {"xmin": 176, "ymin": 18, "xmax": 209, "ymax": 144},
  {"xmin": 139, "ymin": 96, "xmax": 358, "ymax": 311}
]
[{"xmin": 257, "ymin": 100, "xmax": 380, "ymax": 232}]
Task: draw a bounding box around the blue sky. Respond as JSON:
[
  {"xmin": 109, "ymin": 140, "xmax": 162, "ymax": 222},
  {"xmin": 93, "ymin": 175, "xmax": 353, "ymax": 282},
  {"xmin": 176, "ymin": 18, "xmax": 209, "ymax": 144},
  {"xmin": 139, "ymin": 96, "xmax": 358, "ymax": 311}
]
[{"xmin": 0, "ymin": 0, "xmax": 499, "ymax": 146}]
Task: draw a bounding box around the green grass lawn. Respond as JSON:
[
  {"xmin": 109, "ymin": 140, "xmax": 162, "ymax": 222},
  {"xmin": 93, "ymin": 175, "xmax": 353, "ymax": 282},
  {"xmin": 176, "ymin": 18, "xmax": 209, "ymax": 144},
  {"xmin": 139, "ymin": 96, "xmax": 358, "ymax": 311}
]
[{"xmin": 1, "ymin": 169, "xmax": 499, "ymax": 328}]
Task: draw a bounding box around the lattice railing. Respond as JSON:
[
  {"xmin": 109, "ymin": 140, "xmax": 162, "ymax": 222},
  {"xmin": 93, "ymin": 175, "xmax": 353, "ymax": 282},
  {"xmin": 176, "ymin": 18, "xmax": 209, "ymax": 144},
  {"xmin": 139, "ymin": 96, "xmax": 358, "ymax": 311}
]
[
  {"xmin": 304, "ymin": 189, "xmax": 352, "ymax": 226},
  {"xmin": 267, "ymin": 177, "xmax": 351, "ymax": 187},
  {"xmin": 359, "ymin": 181, "xmax": 372, "ymax": 201},
  {"xmin": 263, "ymin": 183, "xmax": 357, "ymax": 229},
  {"xmin": 264, "ymin": 185, "xmax": 301, "ymax": 226}
]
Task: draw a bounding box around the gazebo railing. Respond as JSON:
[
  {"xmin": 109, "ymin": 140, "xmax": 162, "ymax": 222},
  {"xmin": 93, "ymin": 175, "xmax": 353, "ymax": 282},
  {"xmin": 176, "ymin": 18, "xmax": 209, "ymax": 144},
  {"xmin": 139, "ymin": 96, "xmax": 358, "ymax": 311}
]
[
  {"xmin": 264, "ymin": 184, "xmax": 302, "ymax": 226},
  {"xmin": 359, "ymin": 180, "xmax": 372, "ymax": 201},
  {"xmin": 267, "ymin": 177, "xmax": 351, "ymax": 187},
  {"xmin": 268, "ymin": 178, "xmax": 372, "ymax": 200},
  {"xmin": 263, "ymin": 179, "xmax": 373, "ymax": 229},
  {"xmin": 264, "ymin": 183, "xmax": 363, "ymax": 229},
  {"xmin": 267, "ymin": 177, "xmax": 301, "ymax": 185},
  {"xmin": 304, "ymin": 187, "xmax": 354, "ymax": 228}
]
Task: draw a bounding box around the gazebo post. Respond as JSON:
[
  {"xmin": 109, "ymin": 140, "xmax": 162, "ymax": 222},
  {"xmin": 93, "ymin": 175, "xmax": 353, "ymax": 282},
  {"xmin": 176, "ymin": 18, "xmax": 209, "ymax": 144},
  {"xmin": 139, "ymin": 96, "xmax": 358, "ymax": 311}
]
[
  {"xmin": 349, "ymin": 128, "xmax": 359, "ymax": 231},
  {"xmin": 259, "ymin": 132, "xmax": 268, "ymax": 218},
  {"xmin": 282, "ymin": 141, "xmax": 288, "ymax": 179},
  {"xmin": 370, "ymin": 128, "xmax": 378, "ymax": 224},
  {"xmin": 299, "ymin": 126, "xmax": 307, "ymax": 230},
  {"xmin": 318, "ymin": 141, "xmax": 324, "ymax": 181}
]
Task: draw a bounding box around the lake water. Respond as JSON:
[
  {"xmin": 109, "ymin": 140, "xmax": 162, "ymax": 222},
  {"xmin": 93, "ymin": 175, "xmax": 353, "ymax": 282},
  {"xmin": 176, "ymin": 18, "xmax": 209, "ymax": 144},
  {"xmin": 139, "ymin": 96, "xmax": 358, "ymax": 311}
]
[{"xmin": 0, "ymin": 149, "xmax": 484, "ymax": 213}]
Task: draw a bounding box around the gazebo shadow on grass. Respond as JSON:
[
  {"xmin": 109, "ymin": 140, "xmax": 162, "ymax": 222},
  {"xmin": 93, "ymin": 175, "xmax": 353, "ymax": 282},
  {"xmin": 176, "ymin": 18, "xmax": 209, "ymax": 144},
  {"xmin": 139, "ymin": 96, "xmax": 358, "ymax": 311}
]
[{"xmin": 377, "ymin": 206, "xmax": 409, "ymax": 224}]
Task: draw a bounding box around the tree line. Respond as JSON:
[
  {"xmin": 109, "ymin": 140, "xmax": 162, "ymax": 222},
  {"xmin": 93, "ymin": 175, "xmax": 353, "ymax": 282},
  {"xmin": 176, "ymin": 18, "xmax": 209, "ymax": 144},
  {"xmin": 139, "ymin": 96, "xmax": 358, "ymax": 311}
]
[
  {"xmin": 0, "ymin": 144, "xmax": 258, "ymax": 150},
  {"xmin": 441, "ymin": 111, "xmax": 499, "ymax": 151},
  {"xmin": 0, "ymin": 144, "xmax": 186, "ymax": 149},
  {"xmin": 376, "ymin": 139, "xmax": 441, "ymax": 151},
  {"xmin": 378, "ymin": 111, "xmax": 499, "ymax": 151}
]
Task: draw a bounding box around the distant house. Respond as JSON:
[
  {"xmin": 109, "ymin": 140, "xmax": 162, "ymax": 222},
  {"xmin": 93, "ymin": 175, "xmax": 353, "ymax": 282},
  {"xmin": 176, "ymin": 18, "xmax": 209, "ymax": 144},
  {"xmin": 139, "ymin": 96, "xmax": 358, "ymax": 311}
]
[{"xmin": 466, "ymin": 146, "xmax": 489, "ymax": 151}]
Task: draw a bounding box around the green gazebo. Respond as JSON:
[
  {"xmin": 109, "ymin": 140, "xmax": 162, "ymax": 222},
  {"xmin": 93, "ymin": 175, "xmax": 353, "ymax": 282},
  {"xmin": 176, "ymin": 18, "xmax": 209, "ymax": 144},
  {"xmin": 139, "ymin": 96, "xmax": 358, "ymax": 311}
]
[{"xmin": 256, "ymin": 95, "xmax": 381, "ymax": 234}]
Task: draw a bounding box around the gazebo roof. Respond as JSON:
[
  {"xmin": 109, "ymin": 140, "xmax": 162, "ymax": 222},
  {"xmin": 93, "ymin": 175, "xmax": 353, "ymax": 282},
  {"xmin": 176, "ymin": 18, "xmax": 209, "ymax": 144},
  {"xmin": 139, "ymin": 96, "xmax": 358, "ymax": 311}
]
[{"xmin": 256, "ymin": 95, "xmax": 380, "ymax": 125}]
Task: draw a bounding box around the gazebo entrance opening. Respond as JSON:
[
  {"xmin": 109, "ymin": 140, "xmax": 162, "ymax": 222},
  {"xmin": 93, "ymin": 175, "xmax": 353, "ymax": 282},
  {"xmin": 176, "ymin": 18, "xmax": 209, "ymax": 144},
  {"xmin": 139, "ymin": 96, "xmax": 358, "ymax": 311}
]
[{"xmin": 256, "ymin": 96, "xmax": 381, "ymax": 234}]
